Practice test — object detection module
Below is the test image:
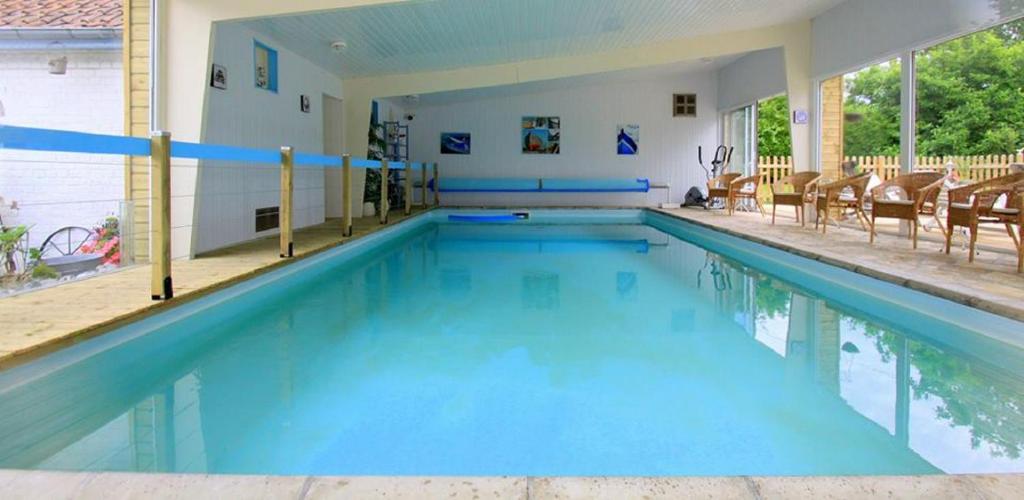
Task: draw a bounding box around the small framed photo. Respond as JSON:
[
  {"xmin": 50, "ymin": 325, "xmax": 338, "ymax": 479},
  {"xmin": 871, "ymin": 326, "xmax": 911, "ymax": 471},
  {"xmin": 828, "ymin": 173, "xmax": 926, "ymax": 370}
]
[
  {"xmin": 299, "ymin": 95, "xmax": 311, "ymax": 113},
  {"xmin": 210, "ymin": 64, "xmax": 227, "ymax": 90}
]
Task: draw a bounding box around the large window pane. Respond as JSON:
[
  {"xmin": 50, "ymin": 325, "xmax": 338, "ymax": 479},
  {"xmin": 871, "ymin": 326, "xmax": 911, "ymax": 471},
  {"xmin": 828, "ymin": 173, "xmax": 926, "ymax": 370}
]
[{"xmin": 915, "ymin": 18, "xmax": 1024, "ymax": 180}]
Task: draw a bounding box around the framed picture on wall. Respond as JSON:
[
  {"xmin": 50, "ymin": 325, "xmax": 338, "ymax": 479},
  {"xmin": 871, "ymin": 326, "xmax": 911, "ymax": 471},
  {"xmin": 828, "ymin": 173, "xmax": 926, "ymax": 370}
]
[
  {"xmin": 617, "ymin": 124, "xmax": 639, "ymax": 155},
  {"xmin": 299, "ymin": 95, "xmax": 311, "ymax": 113},
  {"xmin": 253, "ymin": 39, "xmax": 278, "ymax": 92},
  {"xmin": 522, "ymin": 116, "xmax": 560, "ymax": 154},
  {"xmin": 440, "ymin": 132, "xmax": 471, "ymax": 155},
  {"xmin": 210, "ymin": 64, "xmax": 227, "ymax": 90}
]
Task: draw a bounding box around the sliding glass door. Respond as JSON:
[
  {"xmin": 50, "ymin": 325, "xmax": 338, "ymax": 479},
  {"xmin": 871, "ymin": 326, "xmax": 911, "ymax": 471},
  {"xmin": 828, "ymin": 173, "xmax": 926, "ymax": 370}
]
[{"xmin": 724, "ymin": 105, "xmax": 756, "ymax": 175}]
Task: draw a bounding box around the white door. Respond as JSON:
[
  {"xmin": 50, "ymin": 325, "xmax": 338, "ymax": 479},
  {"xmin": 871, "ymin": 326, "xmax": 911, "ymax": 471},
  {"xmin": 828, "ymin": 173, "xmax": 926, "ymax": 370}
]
[{"xmin": 323, "ymin": 94, "xmax": 345, "ymax": 217}]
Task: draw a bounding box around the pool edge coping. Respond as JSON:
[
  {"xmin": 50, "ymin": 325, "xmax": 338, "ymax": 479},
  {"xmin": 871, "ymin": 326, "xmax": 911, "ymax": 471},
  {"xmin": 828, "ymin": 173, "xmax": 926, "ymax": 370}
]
[{"xmin": 648, "ymin": 208, "xmax": 1024, "ymax": 324}]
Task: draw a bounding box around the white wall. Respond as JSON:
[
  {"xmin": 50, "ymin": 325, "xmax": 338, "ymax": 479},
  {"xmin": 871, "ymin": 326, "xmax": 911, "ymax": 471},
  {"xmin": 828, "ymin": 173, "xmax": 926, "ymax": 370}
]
[
  {"xmin": 406, "ymin": 72, "xmax": 719, "ymax": 207},
  {"xmin": 193, "ymin": 22, "xmax": 344, "ymax": 255},
  {"xmin": 717, "ymin": 48, "xmax": 787, "ymax": 112},
  {"xmin": 0, "ymin": 50, "xmax": 124, "ymax": 250},
  {"xmin": 811, "ymin": 0, "xmax": 1024, "ymax": 78}
]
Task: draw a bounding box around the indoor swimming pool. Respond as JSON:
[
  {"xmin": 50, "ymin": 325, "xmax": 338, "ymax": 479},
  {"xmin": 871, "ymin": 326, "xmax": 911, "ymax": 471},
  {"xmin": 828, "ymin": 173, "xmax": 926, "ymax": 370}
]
[{"xmin": 0, "ymin": 209, "xmax": 1022, "ymax": 476}]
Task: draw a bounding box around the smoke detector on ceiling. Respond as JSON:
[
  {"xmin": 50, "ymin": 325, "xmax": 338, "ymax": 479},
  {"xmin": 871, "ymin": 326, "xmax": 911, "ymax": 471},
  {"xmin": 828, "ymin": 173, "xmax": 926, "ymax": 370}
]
[{"xmin": 330, "ymin": 41, "xmax": 347, "ymax": 53}]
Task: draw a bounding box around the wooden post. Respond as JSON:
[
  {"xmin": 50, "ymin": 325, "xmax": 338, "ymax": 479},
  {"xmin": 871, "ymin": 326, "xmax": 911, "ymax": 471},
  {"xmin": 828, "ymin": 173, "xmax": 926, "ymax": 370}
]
[
  {"xmin": 420, "ymin": 163, "xmax": 427, "ymax": 207},
  {"xmin": 280, "ymin": 146, "xmax": 294, "ymax": 258},
  {"xmin": 380, "ymin": 159, "xmax": 389, "ymax": 224},
  {"xmin": 404, "ymin": 161, "xmax": 413, "ymax": 215},
  {"xmin": 432, "ymin": 162, "xmax": 440, "ymax": 206},
  {"xmin": 342, "ymin": 154, "xmax": 353, "ymax": 237},
  {"xmin": 150, "ymin": 131, "xmax": 172, "ymax": 300}
]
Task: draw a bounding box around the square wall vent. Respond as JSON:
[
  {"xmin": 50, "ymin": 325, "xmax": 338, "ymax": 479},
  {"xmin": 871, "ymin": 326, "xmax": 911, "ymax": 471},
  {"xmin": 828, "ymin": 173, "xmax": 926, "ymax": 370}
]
[
  {"xmin": 673, "ymin": 94, "xmax": 697, "ymax": 117},
  {"xmin": 255, "ymin": 206, "xmax": 279, "ymax": 232}
]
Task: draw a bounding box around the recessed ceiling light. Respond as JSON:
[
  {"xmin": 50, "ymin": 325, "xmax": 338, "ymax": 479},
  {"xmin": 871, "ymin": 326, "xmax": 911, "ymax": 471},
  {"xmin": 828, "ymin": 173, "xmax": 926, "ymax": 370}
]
[{"xmin": 330, "ymin": 41, "xmax": 347, "ymax": 53}]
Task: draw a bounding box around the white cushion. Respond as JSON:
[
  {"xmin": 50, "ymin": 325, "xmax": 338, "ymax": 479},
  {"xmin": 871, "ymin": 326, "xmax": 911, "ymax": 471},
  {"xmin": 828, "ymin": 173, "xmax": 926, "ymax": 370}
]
[
  {"xmin": 875, "ymin": 199, "xmax": 914, "ymax": 206},
  {"xmin": 993, "ymin": 207, "xmax": 1020, "ymax": 215}
]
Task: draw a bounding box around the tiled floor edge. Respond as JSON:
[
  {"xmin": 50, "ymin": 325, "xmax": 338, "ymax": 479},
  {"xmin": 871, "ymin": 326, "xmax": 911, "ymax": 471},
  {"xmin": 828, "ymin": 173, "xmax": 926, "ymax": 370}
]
[{"xmin": 648, "ymin": 208, "xmax": 1024, "ymax": 323}]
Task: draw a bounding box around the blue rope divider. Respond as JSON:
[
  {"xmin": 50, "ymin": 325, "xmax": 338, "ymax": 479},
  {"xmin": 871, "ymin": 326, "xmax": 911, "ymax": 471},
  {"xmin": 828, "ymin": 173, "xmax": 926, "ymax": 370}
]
[
  {"xmin": 0, "ymin": 124, "xmax": 151, "ymax": 156},
  {"xmin": 1, "ymin": 125, "xmax": 419, "ymax": 170}
]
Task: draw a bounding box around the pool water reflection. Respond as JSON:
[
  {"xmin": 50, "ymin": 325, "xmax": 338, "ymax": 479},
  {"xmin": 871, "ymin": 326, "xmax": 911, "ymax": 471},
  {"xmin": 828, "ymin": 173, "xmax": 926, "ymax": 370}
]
[{"xmin": 0, "ymin": 222, "xmax": 1022, "ymax": 476}]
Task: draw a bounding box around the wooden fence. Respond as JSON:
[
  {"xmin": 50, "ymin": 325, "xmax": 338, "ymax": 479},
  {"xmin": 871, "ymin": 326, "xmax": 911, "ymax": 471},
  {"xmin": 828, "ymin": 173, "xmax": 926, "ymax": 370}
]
[{"xmin": 757, "ymin": 153, "xmax": 1024, "ymax": 185}]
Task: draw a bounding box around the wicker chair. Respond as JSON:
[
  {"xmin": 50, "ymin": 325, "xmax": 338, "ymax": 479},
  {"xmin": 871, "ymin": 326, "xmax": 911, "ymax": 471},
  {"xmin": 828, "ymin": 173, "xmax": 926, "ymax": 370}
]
[
  {"xmin": 815, "ymin": 172, "xmax": 873, "ymax": 234},
  {"xmin": 944, "ymin": 173, "xmax": 1024, "ymax": 270},
  {"xmin": 869, "ymin": 172, "xmax": 945, "ymax": 248},
  {"xmin": 725, "ymin": 174, "xmax": 766, "ymax": 216},
  {"xmin": 706, "ymin": 173, "xmax": 741, "ymax": 210},
  {"xmin": 771, "ymin": 172, "xmax": 821, "ymax": 226}
]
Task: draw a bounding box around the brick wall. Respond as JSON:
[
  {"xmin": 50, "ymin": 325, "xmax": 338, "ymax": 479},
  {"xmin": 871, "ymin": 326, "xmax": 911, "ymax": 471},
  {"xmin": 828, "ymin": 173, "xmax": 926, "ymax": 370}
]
[
  {"xmin": 819, "ymin": 75, "xmax": 844, "ymax": 180},
  {"xmin": 124, "ymin": 0, "xmax": 150, "ymax": 262},
  {"xmin": 0, "ymin": 50, "xmax": 125, "ymax": 251}
]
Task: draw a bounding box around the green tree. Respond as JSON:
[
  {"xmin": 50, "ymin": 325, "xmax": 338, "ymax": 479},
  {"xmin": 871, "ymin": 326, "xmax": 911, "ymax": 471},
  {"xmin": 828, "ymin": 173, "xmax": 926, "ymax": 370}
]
[
  {"xmin": 757, "ymin": 94, "xmax": 792, "ymax": 156},
  {"xmin": 844, "ymin": 60, "xmax": 902, "ymax": 156},
  {"xmin": 842, "ymin": 19, "xmax": 1024, "ymax": 157}
]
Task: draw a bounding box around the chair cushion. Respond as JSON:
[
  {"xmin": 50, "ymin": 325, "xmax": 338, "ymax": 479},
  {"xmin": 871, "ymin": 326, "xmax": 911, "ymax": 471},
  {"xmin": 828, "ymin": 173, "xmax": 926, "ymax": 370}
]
[
  {"xmin": 950, "ymin": 202, "xmax": 972, "ymax": 210},
  {"xmin": 874, "ymin": 199, "xmax": 914, "ymax": 206},
  {"xmin": 993, "ymin": 207, "xmax": 1021, "ymax": 216}
]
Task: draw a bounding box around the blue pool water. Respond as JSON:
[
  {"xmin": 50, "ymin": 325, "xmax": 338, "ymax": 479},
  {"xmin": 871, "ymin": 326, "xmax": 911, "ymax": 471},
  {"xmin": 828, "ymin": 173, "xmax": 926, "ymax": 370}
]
[{"xmin": 1, "ymin": 209, "xmax": 1023, "ymax": 476}]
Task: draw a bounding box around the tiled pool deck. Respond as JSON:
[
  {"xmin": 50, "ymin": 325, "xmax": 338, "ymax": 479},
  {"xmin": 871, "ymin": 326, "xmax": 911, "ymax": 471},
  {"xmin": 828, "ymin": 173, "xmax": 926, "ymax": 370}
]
[
  {"xmin": 655, "ymin": 207, "xmax": 1024, "ymax": 323},
  {"xmin": 1, "ymin": 206, "xmax": 1023, "ymax": 498},
  {"xmin": 0, "ymin": 470, "xmax": 1021, "ymax": 499},
  {"xmin": 0, "ymin": 208, "xmax": 433, "ymax": 366}
]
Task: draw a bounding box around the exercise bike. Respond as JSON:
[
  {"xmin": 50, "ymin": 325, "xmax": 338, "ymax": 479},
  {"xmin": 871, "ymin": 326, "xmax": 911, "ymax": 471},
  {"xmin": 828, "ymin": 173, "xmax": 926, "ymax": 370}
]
[{"xmin": 698, "ymin": 145, "xmax": 733, "ymax": 209}]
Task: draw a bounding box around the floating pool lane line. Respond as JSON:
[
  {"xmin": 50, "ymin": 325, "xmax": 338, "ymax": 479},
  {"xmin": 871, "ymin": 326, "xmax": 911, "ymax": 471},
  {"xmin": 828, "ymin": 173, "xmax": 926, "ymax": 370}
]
[{"xmin": 448, "ymin": 213, "xmax": 529, "ymax": 223}]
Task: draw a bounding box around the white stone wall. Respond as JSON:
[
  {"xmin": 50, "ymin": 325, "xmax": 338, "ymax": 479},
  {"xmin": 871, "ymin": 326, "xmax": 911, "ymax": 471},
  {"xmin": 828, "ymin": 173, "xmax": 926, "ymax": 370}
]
[{"xmin": 0, "ymin": 50, "xmax": 125, "ymax": 250}]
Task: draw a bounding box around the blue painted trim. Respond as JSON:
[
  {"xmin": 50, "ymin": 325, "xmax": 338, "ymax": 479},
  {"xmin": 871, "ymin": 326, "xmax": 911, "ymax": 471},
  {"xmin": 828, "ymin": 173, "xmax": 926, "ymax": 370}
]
[
  {"xmin": 253, "ymin": 39, "xmax": 279, "ymax": 93},
  {"xmin": 294, "ymin": 153, "xmax": 343, "ymax": 167},
  {"xmin": 170, "ymin": 140, "xmax": 279, "ymax": 164},
  {"xmin": 351, "ymin": 158, "xmax": 382, "ymax": 168},
  {"xmin": 0, "ymin": 125, "xmax": 151, "ymax": 156}
]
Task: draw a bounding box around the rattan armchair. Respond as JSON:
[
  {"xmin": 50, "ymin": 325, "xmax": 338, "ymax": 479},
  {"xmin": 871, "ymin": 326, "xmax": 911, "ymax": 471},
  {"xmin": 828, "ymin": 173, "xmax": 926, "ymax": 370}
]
[
  {"xmin": 725, "ymin": 174, "xmax": 765, "ymax": 216},
  {"xmin": 869, "ymin": 172, "xmax": 945, "ymax": 248},
  {"xmin": 771, "ymin": 172, "xmax": 821, "ymax": 226},
  {"xmin": 707, "ymin": 173, "xmax": 741, "ymax": 210},
  {"xmin": 944, "ymin": 173, "xmax": 1024, "ymax": 270},
  {"xmin": 815, "ymin": 172, "xmax": 873, "ymax": 234}
]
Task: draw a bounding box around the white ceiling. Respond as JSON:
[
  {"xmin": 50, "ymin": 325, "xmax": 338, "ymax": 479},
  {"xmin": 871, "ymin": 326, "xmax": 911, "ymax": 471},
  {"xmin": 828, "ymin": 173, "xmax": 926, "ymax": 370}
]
[
  {"xmin": 388, "ymin": 55, "xmax": 740, "ymax": 107},
  {"xmin": 240, "ymin": 0, "xmax": 845, "ymax": 79}
]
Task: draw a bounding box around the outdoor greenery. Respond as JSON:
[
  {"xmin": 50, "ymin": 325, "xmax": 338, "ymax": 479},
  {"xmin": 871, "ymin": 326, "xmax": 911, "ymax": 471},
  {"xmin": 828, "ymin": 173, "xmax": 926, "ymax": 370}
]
[
  {"xmin": 857, "ymin": 322, "xmax": 1024, "ymax": 460},
  {"xmin": 757, "ymin": 95, "xmax": 793, "ymax": 157},
  {"xmin": 844, "ymin": 19, "xmax": 1024, "ymax": 157},
  {"xmin": 756, "ymin": 20, "xmax": 1024, "ymax": 158}
]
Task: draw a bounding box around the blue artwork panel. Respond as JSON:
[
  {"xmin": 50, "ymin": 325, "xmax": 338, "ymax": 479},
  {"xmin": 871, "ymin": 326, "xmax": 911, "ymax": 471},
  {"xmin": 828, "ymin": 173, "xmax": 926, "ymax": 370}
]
[
  {"xmin": 617, "ymin": 124, "xmax": 639, "ymax": 155},
  {"xmin": 441, "ymin": 132, "xmax": 471, "ymax": 155}
]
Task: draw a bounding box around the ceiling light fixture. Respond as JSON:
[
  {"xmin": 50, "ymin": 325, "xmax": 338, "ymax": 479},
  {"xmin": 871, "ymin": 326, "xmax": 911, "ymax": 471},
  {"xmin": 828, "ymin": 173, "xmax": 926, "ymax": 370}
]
[{"xmin": 330, "ymin": 41, "xmax": 347, "ymax": 53}]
